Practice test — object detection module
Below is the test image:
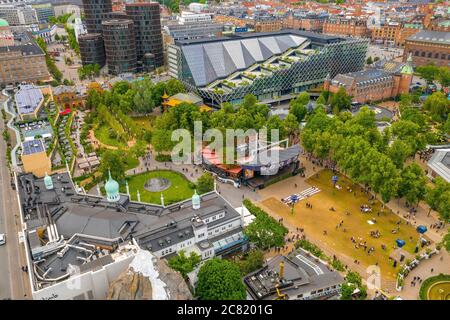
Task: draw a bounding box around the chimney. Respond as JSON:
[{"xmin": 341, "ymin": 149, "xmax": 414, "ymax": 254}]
[{"xmin": 279, "ymin": 260, "xmax": 285, "ymax": 280}]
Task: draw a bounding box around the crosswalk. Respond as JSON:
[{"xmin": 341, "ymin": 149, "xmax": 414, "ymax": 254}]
[{"xmin": 282, "ymin": 187, "xmax": 321, "ymax": 204}]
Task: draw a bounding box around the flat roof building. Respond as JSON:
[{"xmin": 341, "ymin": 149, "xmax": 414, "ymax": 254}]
[
  {"xmin": 427, "ymin": 149, "xmax": 450, "ymax": 183},
  {"xmin": 21, "ymin": 139, "xmax": 51, "ymax": 177},
  {"xmin": 0, "ymin": 32, "xmax": 49, "ymax": 86},
  {"xmin": 16, "ymin": 171, "xmax": 248, "ymax": 299},
  {"xmin": 245, "ymin": 250, "xmax": 344, "ymax": 300},
  {"xmin": 15, "ymin": 84, "xmax": 45, "ymax": 120}
]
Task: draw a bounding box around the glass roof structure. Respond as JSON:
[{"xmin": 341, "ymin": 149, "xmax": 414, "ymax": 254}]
[{"xmin": 181, "ymin": 34, "xmax": 308, "ymax": 87}]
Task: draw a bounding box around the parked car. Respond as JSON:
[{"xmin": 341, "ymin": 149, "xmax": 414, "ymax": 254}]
[{"xmin": 0, "ymin": 234, "xmax": 6, "ymax": 246}]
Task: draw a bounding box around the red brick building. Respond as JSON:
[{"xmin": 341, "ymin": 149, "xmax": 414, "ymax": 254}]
[
  {"xmin": 404, "ymin": 30, "xmax": 450, "ymax": 67},
  {"xmin": 323, "ymin": 18, "xmax": 369, "ymax": 37},
  {"xmin": 325, "ymin": 59, "xmax": 413, "ymax": 104}
]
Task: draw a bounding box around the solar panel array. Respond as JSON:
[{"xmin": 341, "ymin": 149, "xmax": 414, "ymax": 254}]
[
  {"xmin": 15, "ymin": 85, "xmax": 44, "ymax": 115},
  {"xmin": 22, "ymin": 139, "xmax": 45, "ymax": 155}
]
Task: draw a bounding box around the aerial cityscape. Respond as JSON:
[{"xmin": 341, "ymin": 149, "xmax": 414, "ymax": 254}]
[{"xmin": 0, "ymin": 0, "xmax": 448, "ymax": 304}]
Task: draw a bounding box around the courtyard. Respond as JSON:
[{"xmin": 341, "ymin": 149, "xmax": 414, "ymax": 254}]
[
  {"xmin": 120, "ymin": 170, "xmax": 195, "ymax": 205},
  {"xmin": 259, "ymin": 169, "xmax": 425, "ymax": 281}
]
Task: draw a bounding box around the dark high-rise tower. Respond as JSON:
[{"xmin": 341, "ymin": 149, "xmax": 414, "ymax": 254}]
[
  {"xmin": 79, "ymin": 33, "xmax": 106, "ymax": 67},
  {"xmin": 102, "ymin": 19, "xmax": 137, "ymax": 75},
  {"xmin": 125, "ymin": 3, "xmax": 164, "ymax": 71},
  {"xmin": 82, "ymin": 0, "xmax": 113, "ymax": 34}
]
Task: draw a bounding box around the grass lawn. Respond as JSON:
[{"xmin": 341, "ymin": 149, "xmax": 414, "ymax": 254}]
[
  {"xmin": 94, "ymin": 124, "xmax": 127, "ymax": 148},
  {"xmin": 420, "ymin": 275, "xmax": 450, "ymax": 300},
  {"xmin": 261, "ymin": 169, "xmax": 423, "ymax": 280},
  {"xmin": 122, "ymin": 152, "xmax": 139, "ymax": 171},
  {"xmin": 132, "ymin": 115, "xmax": 154, "ymax": 131},
  {"xmin": 121, "ymin": 170, "xmax": 194, "ymax": 205}
]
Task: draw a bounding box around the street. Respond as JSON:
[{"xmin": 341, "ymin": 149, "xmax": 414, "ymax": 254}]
[{"xmin": 0, "ymin": 96, "xmax": 30, "ymax": 300}]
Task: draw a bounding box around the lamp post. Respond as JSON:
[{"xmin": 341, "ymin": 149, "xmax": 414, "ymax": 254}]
[
  {"xmin": 415, "ymin": 225, "xmax": 427, "ymax": 254},
  {"xmin": 289, "ymin": 194, "xmax": 300, "ymax": 215}
]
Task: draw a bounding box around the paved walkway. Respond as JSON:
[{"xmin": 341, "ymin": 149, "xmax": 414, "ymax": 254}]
[{"xmin": 397, "ymin": 250, "xmax": 450, "ymax": 300}]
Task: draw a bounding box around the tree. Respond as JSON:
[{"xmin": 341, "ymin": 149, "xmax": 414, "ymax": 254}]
[
  {"xmin": 443, "ymin": 117, "xmax": 450, "ymax": 135},
  {"xmin": 316, "ymin": 92, "xmax": 328, "ymax": 105},
  {"xmin": 290, "ymin": 96, "xmax": 308, "ymax": 122},
  {"xmin": 423, "ymin": 92, "xmax": 450, "ymax": 123},
  {"xmin": 195, "ymin": 258, "xmax": 246, "ymax": 300},
  {"xmin": 99, "ymin": 150, "xmax": 126, "ymax": 182},
  {"xmin": 330, "ymin": 87, "xmax": 351, "ymax": 112},
  {"xmin": 398, "ymin": 164, "xmax": 427, "ymax": 206},
  {"xmin": 366, "ymin": 56, "xmax": 373, "ymax": 65},
  {"xmin": 235, "ymin": 249, "xmax": 264, "ymax": 275},
  {"xmin": 151, "ymin": 129, "xmax": 174, "ymax": 154},
  {"xmin": 425, "ymin": 177, "xmax": 450, "ymax": 221},
  {"xmin": 401, "ymin": 107, "xmax": 426, "ymax": 128},
  {"xmin": 243, "ymin": 200, "xmax": 288, "ymax": 249},
  {"xmin": 242, "ymin": 94, "xmax": 257, "ymax": 109},
  {"xmin": 284, "ymin": 113, "xmax": 300, "ymax": 143},
  {"xmin": 388, "ymin": 140, "xmax": 413, "ymax": 168},
  {"xmin": 442, "ymin": 231, "xmax": 450, "ymax": 253},
  {"xmin": 168, "ymin": 251, "xmax": 201, "ymax": 278},
  {"xmin": 341, "ymin": 271, "xmax": 367, "ymax": 300},
  {"xmin": 293, "ymin": 91, "xmax": 310, "ymax": 106},
  {"xmin": 437, "ymin": 66, "xmax": 450, "ymax": 88},
  {"xmin": 416, "ymin": 64, "xmax": 439, "ymax": 84},
  {"xmin": 197, "ymin": 172, "xmax": 214, "ymax": 194},
  {"xmin": 265, "ymin": 115, "xmax": 286, "ymax": 141}
]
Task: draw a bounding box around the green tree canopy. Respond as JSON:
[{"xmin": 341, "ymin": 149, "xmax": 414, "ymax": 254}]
[
  {"xmin": 197, "ymin": 172, "xmax": 214, "ymax": 194},
  {"xmin": 398, "ymin": 163, "xmax": 427, "ymax": 206},
  {"xmin": 416, "ymin": 64, "xmax": 439, "ymax": 83},
  {"xmin": 99, "ymin": 150, "xmax": 126, "ymax": 182},
  {"xmin": 243, "ymin": 200, "xmax": 288, "ymax": 249},
  {"xmin": 168, "ymin": 250, "xmax": 201, "ymax": 278},
  {"xmin": 235, "ymin": 249, "xmax": 264, "ymax": 276},
  {"xmin": 330, "ymin": 87, "xmax": 352, "ymax": 112},
  {"xmin": 195, "ymin": 258, "xmax": 246, "ymax": 300},
  {"xmin": 423, "ymin": 92, "xmax": 450, "ymax": 123},
  {"xmin": 426, "ymin": 177, "xmax": 450, "ymax": 221}
]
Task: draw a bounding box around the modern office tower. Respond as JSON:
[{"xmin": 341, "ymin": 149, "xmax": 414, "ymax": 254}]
[
  {"xmin": 125, "ymin": 3, "xmax": 163, "ymax": 71},
  {"xmin": 102, "ymin": 10, "xmax": 129, "ymax": 21},
  {"xmin": 169, "ymin": 30, "xmax": 369, "ymax": 107},
  {"xmin": 79, "ymin": 33, "xmax": 106, "ymax": 67},
  {"xmin": 102, "ymin": 19, "xmax": 137, "ymax": 75},
  {"xmin": 82, "ymin": 0, "xmax": 113, "ymax": 34}
]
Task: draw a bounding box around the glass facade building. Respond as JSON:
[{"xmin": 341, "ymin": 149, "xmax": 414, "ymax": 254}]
[
  {"xmin": 169, "ymin": 30, "xmax": 369, "ymax": 107},
  {"xmin": 125, "ymin": 3, "xmax": 164, "ymax": 71},
  {"xmin": 102, "ymin": 19, "xmax": 137, "ymax": 75},
  {"xmin": 82, "ymin": 0, "xmax": 113, "ymax": 34},
  {"xmin": 79, "ymin": 33, "xmax": 106, "ymax": 67}
]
